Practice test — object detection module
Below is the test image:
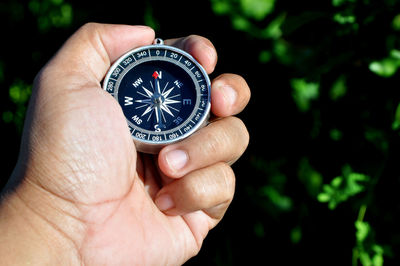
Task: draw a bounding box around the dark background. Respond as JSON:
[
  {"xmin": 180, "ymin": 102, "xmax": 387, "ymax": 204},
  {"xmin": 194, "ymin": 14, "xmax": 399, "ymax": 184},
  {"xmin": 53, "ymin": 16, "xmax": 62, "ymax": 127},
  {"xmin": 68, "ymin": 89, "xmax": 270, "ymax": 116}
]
[{"xmin": 1, "ymin": 0, "xmax": 400, "ymax": 265}]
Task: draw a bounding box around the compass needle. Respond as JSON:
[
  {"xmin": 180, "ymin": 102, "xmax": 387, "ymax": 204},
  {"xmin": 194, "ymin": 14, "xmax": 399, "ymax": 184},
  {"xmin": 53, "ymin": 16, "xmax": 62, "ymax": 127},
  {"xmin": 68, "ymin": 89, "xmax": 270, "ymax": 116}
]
[
  {"xmin": 135, "ymin": 104, "xmax": 149, "ymax": 110},
  {"xmin": 167, "ymin": 94, "xmax": 181, "ymax": 99},
  {"xmin": 142, "ymin": 86, "xmax": 154, "ymax": 98},
  {"xmin": 142, "ymin": 105, "xmax": 153, "ymax": 117},
  {"xmin": 164, "ymin": 99, "xmax": 181, "ymax": 105},
  {"xmin": 137, "ymin": 90, "xmax": 150, "ymax": 98},
  {"xmin": 162, "ymin": 81, "xmax": 169, "ymax": 94},
  {"xmin": 160, "ymin": 104, "xmax": 175, "ymax": 117},
  {"xmin": 103, "ymin": 39, "xmax": 211, "ymax": 153},
  {"xmin": 162, "ymin": 87, "xmax": 175, "ymax": 98},
  {"xmin": 147, "ymin": 109, "xmax": 154, "ymax": 122}
]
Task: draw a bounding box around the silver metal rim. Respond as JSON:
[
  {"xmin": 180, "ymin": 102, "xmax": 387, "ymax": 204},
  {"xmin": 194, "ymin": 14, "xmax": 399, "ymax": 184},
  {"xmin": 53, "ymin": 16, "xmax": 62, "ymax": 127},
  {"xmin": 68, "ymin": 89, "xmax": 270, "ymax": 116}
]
[{"xmin": 102, "ymin": 40, "xmax": 211, "ymax": 153}]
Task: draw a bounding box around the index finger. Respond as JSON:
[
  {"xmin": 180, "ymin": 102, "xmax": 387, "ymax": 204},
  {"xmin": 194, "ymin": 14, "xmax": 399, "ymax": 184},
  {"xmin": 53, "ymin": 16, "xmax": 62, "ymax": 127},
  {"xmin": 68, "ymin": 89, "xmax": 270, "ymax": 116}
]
[{"xmin": 164, "ymin": 35, "xmax": 218, "ymax": 74}]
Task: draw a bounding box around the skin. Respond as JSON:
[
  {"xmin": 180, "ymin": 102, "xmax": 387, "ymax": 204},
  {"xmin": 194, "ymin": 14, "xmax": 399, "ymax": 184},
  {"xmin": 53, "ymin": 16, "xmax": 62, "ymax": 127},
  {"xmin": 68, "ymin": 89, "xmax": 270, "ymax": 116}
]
[{"xmin": 0, "ymin": 23, "xmax": 250, "ymax": 265}]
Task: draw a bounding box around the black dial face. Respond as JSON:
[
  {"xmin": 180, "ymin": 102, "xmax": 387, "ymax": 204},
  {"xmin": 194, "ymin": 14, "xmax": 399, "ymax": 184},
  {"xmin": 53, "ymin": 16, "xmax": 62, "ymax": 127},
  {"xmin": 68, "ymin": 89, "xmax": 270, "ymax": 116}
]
[{"xmin": 103, "ymin": 45, "xmax": 210, "ymax": 146}]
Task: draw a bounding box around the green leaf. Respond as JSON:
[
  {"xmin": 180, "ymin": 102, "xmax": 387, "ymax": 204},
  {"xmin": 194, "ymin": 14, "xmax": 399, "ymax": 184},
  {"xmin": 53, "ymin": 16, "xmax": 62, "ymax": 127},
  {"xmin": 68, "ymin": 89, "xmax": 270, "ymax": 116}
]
[
  {"xmin": 392, "ymin": 102, "xmax": 400, "ymax": 130},
  {"xmin": 298, "ymin": 158, "xmax": 323, "ymax": 197},
  {"xmin": 239, "ymin": 0, "xmax": 275, "ymax": 21},
  {"xmin": 210, "ymin": 0, "xmax": 231, "ymax": 15},
  {"xmin": 331, "ymin": 176, "xmax": 343, "ymax": 188},
  {"xmin": 232, "ymin": 15, "xmax": 252, "ymax": 31},
  {"xmin": 332, "ymin": 0, "xmax": 346, "ymax": 6},
  {"xmin": 273, "ymin": 39, "xmax": 291, "ymax": 64},
  {"xmin": 317, "ymin": 166, "xmax": 369, "ymax": 209},
  {"xmin": 369, "ymin": 51, "xmax": 400, "ymax": 78},
  {"xmin": 334, "ymin": 13, "xmax": 356, "ymax": 24},
  {"xmin": 354, "ymin": 219, "xmax": 385, "ymax": 266},
  {"xmin": 392, "ymin": 14, "xmax": 400, "ymax": 30},
  {"xmin": 260, "ymin": 13, "xmax": 286, "ymax": 39},
  {"xmin": 51, "ymin": 0, "xmax": 63, "ymax": 5},
  {"xmin": 291, "ymin": 79, "xmax": 320, "ymax": 112},
  {"xmin": 317, "ymin": 193, "xmax": 330, "ymax": 202},
  {"xmin": 332, "ymin": 0, "xmax": 356, "ymax": 7},
  {"xmin": 144, "ymin": 2, "xmax": 160, "ymax": 31},
  {"xmin": 260, "ymin": 186, "xmax": 293, "ymax": 211},
  {"xmin": 369, "ymin": 59, "xmax": 398, "ymax": 77},
  {"xmin": 330, "ymin": 75, "xmax": 347, "ymax": 101},
  {"xmin": 372, "ymin": 245, "xmax": 384, "ymax": 266},
  {"xmin": 390, "ymin": 49, "xmax": 400, "ymax": 59},
  {"xmin": 9, "ymin": 80, "xmax": 32, "ymax": 104},
  {"xmin": 355, "ymin": 221, "xmax": 370, "ymax": 243}
]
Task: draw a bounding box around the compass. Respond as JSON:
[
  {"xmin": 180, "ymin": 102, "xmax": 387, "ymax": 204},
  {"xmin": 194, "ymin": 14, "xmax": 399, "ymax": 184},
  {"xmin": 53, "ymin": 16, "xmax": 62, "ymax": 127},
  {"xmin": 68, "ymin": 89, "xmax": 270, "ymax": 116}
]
[{"xmin": 103, "ymin": 38, "xmax": 211, "ymax": 153}]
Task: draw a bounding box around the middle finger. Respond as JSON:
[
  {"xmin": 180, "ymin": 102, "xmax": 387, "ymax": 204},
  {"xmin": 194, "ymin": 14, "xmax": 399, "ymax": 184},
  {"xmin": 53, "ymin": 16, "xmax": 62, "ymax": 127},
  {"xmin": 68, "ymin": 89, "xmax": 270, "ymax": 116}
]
[{"xmin": 158, "ymin": 116, "xmax": 249, "ymax": 178}]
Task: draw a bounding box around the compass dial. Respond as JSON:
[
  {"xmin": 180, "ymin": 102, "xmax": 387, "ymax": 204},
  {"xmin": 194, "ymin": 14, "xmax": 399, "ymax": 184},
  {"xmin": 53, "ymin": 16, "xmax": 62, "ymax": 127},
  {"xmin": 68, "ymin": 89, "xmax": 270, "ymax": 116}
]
[{"xmin": 103, "ymin": 40, "xmax": 211, "ymax": 153}]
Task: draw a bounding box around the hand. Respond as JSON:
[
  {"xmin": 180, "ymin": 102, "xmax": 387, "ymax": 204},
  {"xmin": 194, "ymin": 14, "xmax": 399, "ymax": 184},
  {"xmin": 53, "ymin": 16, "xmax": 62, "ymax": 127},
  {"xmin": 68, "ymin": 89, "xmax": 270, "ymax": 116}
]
[{"xmin": 0, "ymin": 23, "xmax": 250, "ymax": 265}]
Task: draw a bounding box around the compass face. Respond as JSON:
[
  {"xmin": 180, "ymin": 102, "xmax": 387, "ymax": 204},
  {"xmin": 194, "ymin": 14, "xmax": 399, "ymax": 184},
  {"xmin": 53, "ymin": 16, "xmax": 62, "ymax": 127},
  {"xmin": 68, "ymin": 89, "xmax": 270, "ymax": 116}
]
[{"xmin": 103, "ymin": 43, "xmax": 211, "ymax": 153}]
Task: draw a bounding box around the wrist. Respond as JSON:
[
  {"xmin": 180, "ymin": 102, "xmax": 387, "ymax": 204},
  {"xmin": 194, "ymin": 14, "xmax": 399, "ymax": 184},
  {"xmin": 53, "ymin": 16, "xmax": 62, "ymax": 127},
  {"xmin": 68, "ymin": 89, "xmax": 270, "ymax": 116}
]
[{"xmin": 0, "ymin": 178, "xmax": 84, "ymax": 265}]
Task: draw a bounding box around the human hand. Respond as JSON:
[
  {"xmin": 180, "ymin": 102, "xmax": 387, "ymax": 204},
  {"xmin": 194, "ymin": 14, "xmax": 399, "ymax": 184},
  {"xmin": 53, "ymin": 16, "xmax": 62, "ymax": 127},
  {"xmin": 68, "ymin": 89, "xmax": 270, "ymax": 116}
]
[{"xmin": 0, "ymin": 23, "xmax": 250, "ymax": 265}]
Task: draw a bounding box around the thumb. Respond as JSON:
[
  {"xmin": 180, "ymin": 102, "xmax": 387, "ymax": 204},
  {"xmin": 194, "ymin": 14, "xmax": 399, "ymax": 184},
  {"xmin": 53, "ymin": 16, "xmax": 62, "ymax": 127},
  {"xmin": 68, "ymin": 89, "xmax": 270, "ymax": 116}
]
[{"xmin": 43, "ymin": 23, "xmax": 155, "ymax": 88}]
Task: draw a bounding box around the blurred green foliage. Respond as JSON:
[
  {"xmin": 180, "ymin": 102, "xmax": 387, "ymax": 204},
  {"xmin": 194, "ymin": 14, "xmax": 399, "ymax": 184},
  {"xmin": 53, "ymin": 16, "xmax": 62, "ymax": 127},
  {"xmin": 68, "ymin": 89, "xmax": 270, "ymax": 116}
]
[
  {"xmin": 29, "ymin": 0, "xmax": 73, "ymax": 32},
  {"xmin": 317, "ymin": 165, "xmax": 369, "ymax": 210},
  {"xmin": 353, "ymin": 205, "xmax": 385, "ymax": 266},
  {"xmin": 290, "ymin": 78, "xmax": 320, "ymax": 112},
  {"xmin": 3, "ymin": 80, "xmax": 32, "ymax": 132},
  {"xmin": 369, "ymin": 50, "xmax": 400, "ymax": 78},
  {"xmin": 210, "ymin": 0, "xmax": 400, "ymax": 265},
  {"xmin": 1, "ymin": 0, "xmax": 400, "ymax": 265}
]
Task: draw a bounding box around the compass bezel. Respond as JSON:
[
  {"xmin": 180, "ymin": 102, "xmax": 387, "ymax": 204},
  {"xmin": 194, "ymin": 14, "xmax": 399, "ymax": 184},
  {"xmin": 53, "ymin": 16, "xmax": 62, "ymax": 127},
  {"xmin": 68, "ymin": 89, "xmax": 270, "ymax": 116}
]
[{"xmin": 102, "ymin": 43, "xmax": 211, "ymax": 153}]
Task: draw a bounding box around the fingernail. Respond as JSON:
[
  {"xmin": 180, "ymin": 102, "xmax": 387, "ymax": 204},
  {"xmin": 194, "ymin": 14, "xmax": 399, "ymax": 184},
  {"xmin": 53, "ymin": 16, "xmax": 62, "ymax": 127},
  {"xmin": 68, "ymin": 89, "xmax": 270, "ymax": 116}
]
[
  {"xmin": 220, "ymin": 84, "xmax": 237, "ymax": 107},
  {"xmin": 155, "ymin": 194, "xmax": 174, "ymax": 211},
  {"xmin": 165, "ymin": 149, "xmax": 188, "ymax": 172}
]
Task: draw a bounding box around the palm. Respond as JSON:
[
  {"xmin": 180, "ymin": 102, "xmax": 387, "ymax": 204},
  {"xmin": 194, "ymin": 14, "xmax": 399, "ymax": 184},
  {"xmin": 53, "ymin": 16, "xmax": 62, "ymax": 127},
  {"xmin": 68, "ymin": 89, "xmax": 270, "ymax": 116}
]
[{"xmin": 35, "ymin": 87, "xmax": 210, "ymax": 265}]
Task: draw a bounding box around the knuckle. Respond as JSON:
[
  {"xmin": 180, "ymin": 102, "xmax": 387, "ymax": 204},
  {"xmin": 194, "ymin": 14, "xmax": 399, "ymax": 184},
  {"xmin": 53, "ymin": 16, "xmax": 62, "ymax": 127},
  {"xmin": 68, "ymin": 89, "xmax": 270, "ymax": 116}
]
[
  {"xmin": 200, "ymin": 128, "xmax": 226, "ymax": 157},
  {"xmin": 226, "ymin": 116, "xmax": 250, "ymax": 153},
  {"xmin": 218, "ymin": 163, "xmax": 236, "ymax": 202},
  {"xmin": 78, "ymin": 23, "xmax": 110, "ymax": 71},
  {"xmin": 199, "ymin": 117, "xmax": 249, "ymax": 160},
  {"xmin": 183, "ymin": 177, "xmax": 209, "ymax": 207},
  {"xmin": 79, "ymin": 22, "xmax": 100, "ymax": 33}
]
